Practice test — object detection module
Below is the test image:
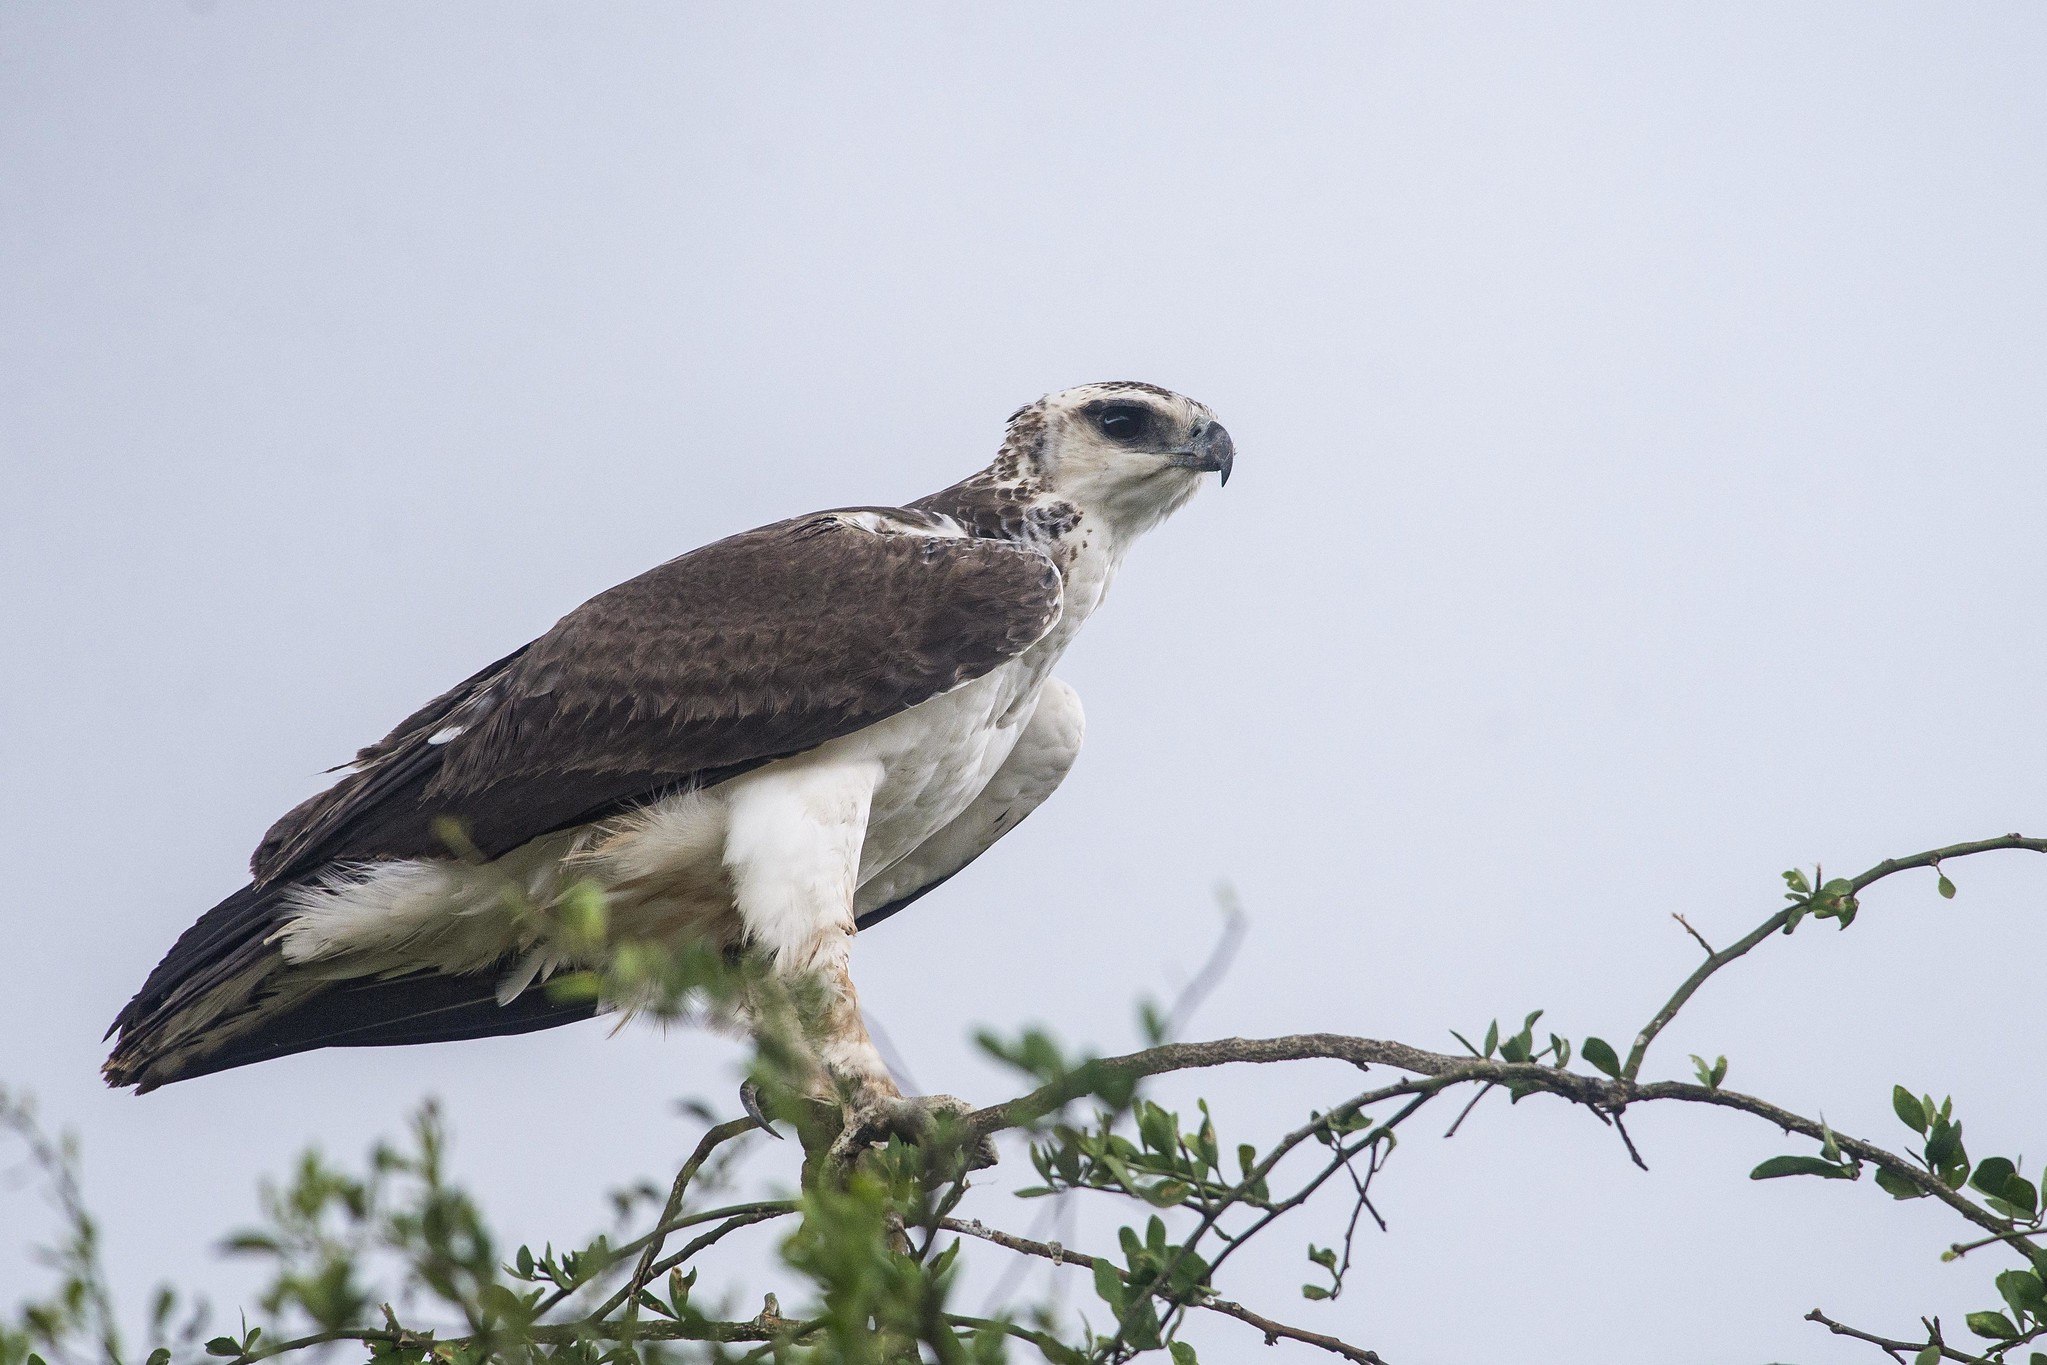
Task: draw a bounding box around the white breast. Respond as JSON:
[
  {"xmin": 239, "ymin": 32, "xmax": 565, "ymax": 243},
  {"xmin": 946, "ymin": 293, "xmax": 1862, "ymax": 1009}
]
[{"xmin": 824, "ymin": 658, "xmax": 1043, "ymax": 885}]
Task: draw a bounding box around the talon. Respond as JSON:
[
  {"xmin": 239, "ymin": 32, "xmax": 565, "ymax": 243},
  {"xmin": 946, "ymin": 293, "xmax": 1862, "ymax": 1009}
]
[
  {"xmin": 827, "ymin": 1092, "xmax": 997, "ymax": 1171},
  {"xmin": 739, "ymin": 1079, "xmax": 782, "ymax": 1138}
]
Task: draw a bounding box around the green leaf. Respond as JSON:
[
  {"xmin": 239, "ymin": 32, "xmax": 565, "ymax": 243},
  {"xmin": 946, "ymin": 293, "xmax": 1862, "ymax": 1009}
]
[
  {"xmin": 1874, "ymin": 1166, "xmax": 1929, "ymax": 1200},
  {"xmin": 1997, "ymin": 1268, "xmax": 2047, "ymax": 1318},
  {"xmin": 1138, "ymin": 1103, "xmax": 1176, "ymax": 1155},
  {"xmin": 1926, "ymin": 1120, "xmax": 1970, "ymax": 1184},
  {"xmin": 1091, "ymin": 1257, "xmax": 1125, "ymax": 1313},
  {"xmin": 1937, "ymin": 870, "xmax": 1957, "ymax": 899},
  {"xmin": 1972, "ymin": 1157, "xmax": 2018, "ymax": 1199},
  {"xmin": 1893, "ymin": 1086, "xmax": 1929, "ymax": 1134},
  {"xmin": 1750, "ymin": 1154, "xmax": 1856, "ymax": 1180},
  {"xmin": 1169, "ymin": 1344, "xmax": 1199, "ymax": 1365},
  {"xmin": 1914, "ymin": 1348, "xmax": 1941, "ymax": 1365},
  {"xmin": 147, "ymin": 1352, "xmax": 172, "ymax": 1365},
  {"xmin": 1301, "ymin": 1284, "xmax": 1331, "ymax": 1300},
  {"xmin": 1581, "ymin": 1037, "xmax": 1622, "ymax": 1079},
  {"xmin": 1119, "ymin": 1225, "xmax": 1143, "ymax": 1265},
  {"xmin": 1967, "ymin": 1309, "xmax": 2020, "ymax": 1339},
  {"xmin": 1125, "ymin": 1296, "xmax": 1164, "ymax": 1350},
  {"xmin": 205, "ymin": 1339, "xmax": 242, "ymax": 1359},
  {"xmin": 1482, "ymin": 1020, "xmax": 1499, "ymax": 1057}
]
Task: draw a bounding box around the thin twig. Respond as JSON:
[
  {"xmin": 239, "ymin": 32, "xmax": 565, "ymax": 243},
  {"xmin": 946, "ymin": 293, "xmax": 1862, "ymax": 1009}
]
[
  {"xmin": 938, "ymin": 1219, "xmax": 1388, "ymax": 1364},
  {"xmin": 1133, "ymin": 1094, "xmax": 1437, "ymax": 1363},
  {"xmin": 1671, "ymin": 913, "xmax": 1715, "ymax": 956},
  {"xmin": 532, "ymin": 1199, "xmax": 795, "ymax": 1321},
  {"xmin": 618, "ymin": 1117, "xmax": 756, "ymax": 1320},
  {"xmin": 642, "ymin": 1206, "xmax": 797, "ymax": 1285},
  {"xmin": 1442, "ymin": 1082, "xmax": 1495, "ymax": 1139},
  {"xmin": 944, "ymin": 1313, "xmax": 1098, "ymax": 1358},
  {"xmin": 1610, "ymin": 1110, "xmax": 1649, "ymax": 1171},
  {"xmin": 1947, "ymin": 1225, "xmax": 2047, "ymax": 1261}
]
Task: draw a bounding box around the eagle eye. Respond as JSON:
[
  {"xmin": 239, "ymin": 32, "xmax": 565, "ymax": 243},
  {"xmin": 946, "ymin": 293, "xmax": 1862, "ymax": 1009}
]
[{"xmin": 1094, "ymin": 403, "xmax": 1150, "ymax": 442}]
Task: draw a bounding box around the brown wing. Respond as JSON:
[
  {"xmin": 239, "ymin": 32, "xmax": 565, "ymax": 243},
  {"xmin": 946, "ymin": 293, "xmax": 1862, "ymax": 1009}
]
[
  {"xmin": 253, "ymin": 513, "xmax": 1064, "ymax": 882},
  {"xmin": 104, "ymin": 514, "xmax": 1060, "ymax": 1086}
]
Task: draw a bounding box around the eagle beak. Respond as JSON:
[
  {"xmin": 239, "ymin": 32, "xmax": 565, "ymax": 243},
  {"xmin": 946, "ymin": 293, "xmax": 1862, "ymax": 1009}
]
[{"xmin": 1168, "ymin": 422, "xmax": 1235, "ymax": 486}]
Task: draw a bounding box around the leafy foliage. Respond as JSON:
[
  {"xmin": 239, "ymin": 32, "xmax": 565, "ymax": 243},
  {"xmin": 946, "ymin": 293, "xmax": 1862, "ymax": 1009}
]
[{"xmin": 8, "ymin": 832, "xmax": 2047, "ymax": 1363}]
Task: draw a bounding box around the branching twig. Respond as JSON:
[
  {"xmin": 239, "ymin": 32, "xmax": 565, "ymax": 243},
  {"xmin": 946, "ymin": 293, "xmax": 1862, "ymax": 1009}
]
[
  {"xmin": 243, "ymin": 1306, "xmax": 812, "ymax": 1362},
  {"xmin": 642, "ymin": 1206, "xmax": 796, "ymax": 1286},
  {"xmin": 1622, "ymin": 835, "xmax": 2047, "ymax": 1081},
  {"xmin": 1804, "ymin": 1309, "xmax": 1991, "ymax": 1364},
  {"xmin": 617, "ymin": 1117, "xmax": 756, "ymax": 1320},
  {"xmin": 938, "ymin": 1219, "xmax": 1388, "ymax": 1364},
  {"xmin": 976, "ymin": 1032, "xmax": 2020, "ymax": 1242}
]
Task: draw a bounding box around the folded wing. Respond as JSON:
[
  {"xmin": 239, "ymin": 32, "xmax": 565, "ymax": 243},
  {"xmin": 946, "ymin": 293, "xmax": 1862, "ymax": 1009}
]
[{"xmin": 107, "ymin": 514, "xmax": 1063, "ymax": 1088}]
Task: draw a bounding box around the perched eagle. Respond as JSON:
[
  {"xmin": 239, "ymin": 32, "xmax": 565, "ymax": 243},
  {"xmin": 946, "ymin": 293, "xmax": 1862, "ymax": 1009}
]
[{"xmin": 105, "ymin": 381, "xmax": 1232, "ymax": 1138}]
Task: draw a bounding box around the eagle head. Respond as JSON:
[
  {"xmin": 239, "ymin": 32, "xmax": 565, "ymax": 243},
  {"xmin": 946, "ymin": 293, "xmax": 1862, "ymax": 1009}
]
[{"xmin": 1002, "ymin": 381, "xmax": 1233, "ymax": 538}]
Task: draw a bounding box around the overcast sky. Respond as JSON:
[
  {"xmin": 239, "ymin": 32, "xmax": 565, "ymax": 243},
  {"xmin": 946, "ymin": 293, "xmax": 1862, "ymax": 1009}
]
[{"xmin": 5, "ymin": 5, "xmax": 2046, "ymax": 1362}]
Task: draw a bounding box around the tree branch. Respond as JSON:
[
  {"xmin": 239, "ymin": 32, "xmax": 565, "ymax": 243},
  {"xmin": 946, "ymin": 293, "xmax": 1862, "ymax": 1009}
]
[
  {"xmin": 969, "ymin": 1034, "xmax": 1454, "ymax": 1137},
  {"xmin": 975, "ymin": 1032, "xmax": 2019, "ymax": 1243}
]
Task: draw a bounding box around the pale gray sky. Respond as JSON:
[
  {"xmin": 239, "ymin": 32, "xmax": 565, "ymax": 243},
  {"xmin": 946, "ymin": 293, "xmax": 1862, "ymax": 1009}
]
[{"xmin": 4, "ymin": 5, "xmax": 2045, "ymax": 1362}]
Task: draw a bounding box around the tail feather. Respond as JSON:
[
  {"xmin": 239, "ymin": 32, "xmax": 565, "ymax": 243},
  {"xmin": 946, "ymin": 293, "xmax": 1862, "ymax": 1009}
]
[{"xmin": 106, "ymin": 881, "xmax": 599, "ymax": 1091}]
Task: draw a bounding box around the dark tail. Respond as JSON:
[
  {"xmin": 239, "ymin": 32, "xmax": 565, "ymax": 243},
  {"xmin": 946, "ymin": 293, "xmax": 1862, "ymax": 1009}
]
[{"xmin": 106, "ymin": 882, "xmax": 598, "ymax": 1092}]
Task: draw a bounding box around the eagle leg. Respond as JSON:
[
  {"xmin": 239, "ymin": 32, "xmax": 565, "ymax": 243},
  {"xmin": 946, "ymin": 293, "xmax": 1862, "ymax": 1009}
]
[{"xmin": 722, "ymin": 756, "xmax": 904, "ymax": 1108}]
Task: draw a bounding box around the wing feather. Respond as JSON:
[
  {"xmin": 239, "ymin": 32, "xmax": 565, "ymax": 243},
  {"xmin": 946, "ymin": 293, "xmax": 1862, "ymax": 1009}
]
[{"xmin": 255, "ymin": 514, "xmax": 1062, "ymax": 879}]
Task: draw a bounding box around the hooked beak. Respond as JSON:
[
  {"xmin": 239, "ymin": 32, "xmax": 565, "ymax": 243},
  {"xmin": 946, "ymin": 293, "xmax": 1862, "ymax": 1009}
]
[{"xmin": 1166, "ymin": 421, "xmax": 1235, "ymax": 486}]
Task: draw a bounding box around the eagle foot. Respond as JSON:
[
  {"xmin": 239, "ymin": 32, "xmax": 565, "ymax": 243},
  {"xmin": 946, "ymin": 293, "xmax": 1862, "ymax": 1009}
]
[{"xmin": 826, "ymin": 1092, "xmax": 997, "ymax": 1172}]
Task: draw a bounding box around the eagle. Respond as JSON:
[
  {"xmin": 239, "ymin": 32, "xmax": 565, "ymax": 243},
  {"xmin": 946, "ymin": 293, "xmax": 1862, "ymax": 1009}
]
[{"xmin": 105, "ymin": 381, "xmax": 1232, "ymax": 1144}]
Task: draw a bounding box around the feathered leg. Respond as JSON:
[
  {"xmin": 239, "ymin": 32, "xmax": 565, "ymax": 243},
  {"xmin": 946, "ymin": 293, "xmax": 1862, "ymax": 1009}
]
[{"xmin": 720, "ymin": 755, "xmax": 990, "ymax": 1167}]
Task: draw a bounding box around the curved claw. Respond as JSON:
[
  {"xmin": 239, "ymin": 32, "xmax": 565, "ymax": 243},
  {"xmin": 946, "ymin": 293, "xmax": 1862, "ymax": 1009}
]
[
  {"xmin": 827, "ymin": 1093, "xmax": 997, "ymax": 1172},
  {"xmin": 739, "ymin": 1079, "xmax": 782, "ymax": 1139}
]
